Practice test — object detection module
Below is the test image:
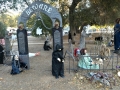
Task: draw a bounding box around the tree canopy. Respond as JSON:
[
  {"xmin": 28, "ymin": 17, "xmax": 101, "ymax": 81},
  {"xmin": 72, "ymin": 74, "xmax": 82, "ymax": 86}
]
[{"xmin": 1, "ymin": 0, "xmax": 120, "ymax": 30}]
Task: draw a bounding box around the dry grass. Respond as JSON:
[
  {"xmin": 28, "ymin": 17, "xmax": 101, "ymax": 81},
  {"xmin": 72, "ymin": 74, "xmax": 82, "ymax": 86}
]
[{"xmin": 0, "ymin": 34, "xmax": 120, "ymax": 90}]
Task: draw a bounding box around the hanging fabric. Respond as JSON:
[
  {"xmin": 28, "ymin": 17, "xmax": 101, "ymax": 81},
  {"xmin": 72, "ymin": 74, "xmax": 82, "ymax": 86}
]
[{"xmin": 36, "ymin": 27, "xmax": 42, "ymax": 35}]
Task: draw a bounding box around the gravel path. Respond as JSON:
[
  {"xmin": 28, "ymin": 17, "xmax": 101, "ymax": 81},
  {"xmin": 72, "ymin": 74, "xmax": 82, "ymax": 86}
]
[{"xmin": 0, "ymin": 35, "xmax": 120, "ymax": 90}]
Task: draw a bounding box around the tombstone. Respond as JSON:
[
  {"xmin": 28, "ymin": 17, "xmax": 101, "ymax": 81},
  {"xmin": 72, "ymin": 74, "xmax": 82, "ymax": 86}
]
[
  {"xmin": 52, "ymin": 21, "xmax": 64, "ymax": 78},
  {"xmin": 17, "ymin": 24, "xmax": 29, "ymax": 69},
  {"xmin": 4, "ymin": 30, "xmax": 11, "ymax": 55},
  {"xmin": 52, "ymin": 21, "xmax": 63, "ymax": 52}
]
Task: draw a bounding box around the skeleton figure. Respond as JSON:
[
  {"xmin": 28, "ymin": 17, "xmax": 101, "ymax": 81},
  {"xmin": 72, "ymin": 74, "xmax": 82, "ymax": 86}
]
[{"xmin": 79, "ymin": 25, "xmax": 91, "ymax": 51}]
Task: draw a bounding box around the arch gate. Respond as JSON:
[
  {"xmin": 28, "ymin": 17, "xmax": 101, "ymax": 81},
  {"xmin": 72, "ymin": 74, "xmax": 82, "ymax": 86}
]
[{"xmin": 17, "ymin": 1, "xmax": 63, "ymax": 69}]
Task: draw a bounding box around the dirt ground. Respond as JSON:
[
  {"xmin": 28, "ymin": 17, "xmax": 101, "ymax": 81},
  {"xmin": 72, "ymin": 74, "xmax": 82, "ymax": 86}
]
[{"xmin": 0, "ymin": 34, "xmax": 120, "ymax": 90}]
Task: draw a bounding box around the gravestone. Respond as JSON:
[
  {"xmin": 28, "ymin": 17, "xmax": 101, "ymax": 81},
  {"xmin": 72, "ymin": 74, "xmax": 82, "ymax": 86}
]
[
  {"xmin": 4, "ymin": 30, "xmax": 11, "ymax": 55},
  {"xmin": 52, "ymin": 27, "xmax": 63, "ymax": 51},
  {"xmin": 17, "ymin": 28, "xmax": 29, "ymax": 69}
]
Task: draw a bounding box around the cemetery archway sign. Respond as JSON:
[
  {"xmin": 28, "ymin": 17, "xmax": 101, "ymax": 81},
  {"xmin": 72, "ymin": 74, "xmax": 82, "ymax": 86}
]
[
  {"xmin": 18, "ymin": 0, "xmax": 62, "ymax": 27},
  {"xmin": 17, "ymin": 0, "xmax": 63, "ymax": 69}
]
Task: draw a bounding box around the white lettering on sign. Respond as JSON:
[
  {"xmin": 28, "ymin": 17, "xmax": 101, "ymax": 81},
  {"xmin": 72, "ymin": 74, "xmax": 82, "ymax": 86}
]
[
  {"xmin": 32, "ymin": 4, "xmax": 38, "ymax": 10},
  {"xmin": 39, "ymin": 4, "xmax": 43, "ymax": 9},
  {"xmin": 26, "ymin": 3, "xmax": 53, "ymax": 16},
  {"xmin": 26, "ymin": 8, "xmax": 33, "ymax": 16},
  {"xmin": 43, "ymin": 5, "xmax": 48, "ymax": 12},
  {"xmin": 47, "ymin": 7, "xmax": 52, "ymax": 13}
]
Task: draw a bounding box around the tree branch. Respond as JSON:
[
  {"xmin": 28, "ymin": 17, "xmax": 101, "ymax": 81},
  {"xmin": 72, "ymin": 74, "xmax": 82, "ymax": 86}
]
[{"xmin": 23, "ymin": 0, "xmax": 30, "ymax": 6}]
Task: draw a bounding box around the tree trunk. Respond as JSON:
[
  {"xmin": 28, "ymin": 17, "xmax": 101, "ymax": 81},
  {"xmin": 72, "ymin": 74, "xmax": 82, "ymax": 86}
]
[{"xmin": 69, "ymin": 0, "xmax": 81, "ymax": 44}]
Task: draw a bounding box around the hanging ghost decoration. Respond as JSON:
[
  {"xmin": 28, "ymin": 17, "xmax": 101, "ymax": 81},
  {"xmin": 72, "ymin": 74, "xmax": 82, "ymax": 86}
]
[{"xmin": 36, "ymin": 27, "xmax": 42, "ymax": 35}]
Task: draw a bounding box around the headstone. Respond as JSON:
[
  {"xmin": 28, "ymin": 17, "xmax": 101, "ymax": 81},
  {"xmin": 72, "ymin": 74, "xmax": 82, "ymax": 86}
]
[
  {"xmin": 4, "ymin": 30, "xmax": 11, "ymax": 55},
  {"xmin": 52, "ymin": 22, "xmax": 64, "ymax": 78},
  {"xmin": 52, "ymin": 27, "xmax": 63, "ymax": 51},
  {"xmin": 17, "ymin": 28, "xmax": 30, "ymax": 69}
]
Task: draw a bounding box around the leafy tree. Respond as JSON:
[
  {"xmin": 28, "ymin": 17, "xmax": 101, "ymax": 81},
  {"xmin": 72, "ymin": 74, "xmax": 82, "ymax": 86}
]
[
  {"xmin": 2, "ymin": 0, "xmax": 120, "ymax": 40},
  {"xmin": 26, "ymin": 13, "xmax": 52, "ymax": 37},
  {"xmin": 0, "ymin": 13, "xmax": 18, "ymax": 27},
  {"xmin": 89, "ymin": 0, "xmax": 120, "ymax": 25},
  {"xmin": 0, "ymin": 21, "xmax": 6, "ymax": 38}
]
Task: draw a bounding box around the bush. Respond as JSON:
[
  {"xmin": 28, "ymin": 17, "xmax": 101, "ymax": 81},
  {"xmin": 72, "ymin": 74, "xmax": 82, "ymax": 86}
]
[{"xmin": 0, "ymin": 22, "xmax": 6, "ymax": 39}]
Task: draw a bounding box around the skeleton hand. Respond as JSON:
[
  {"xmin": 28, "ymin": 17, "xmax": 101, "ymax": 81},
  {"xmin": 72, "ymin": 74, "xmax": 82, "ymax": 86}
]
[{"xmin": 57, "ymin": 58, "xmax": 61, "ymax": 62}]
